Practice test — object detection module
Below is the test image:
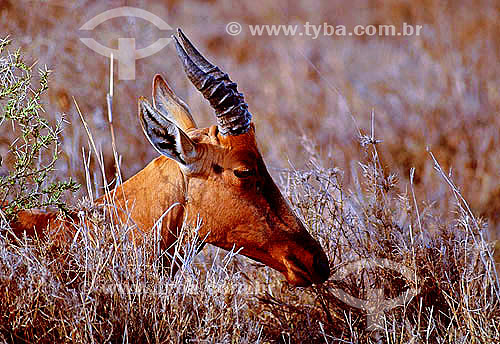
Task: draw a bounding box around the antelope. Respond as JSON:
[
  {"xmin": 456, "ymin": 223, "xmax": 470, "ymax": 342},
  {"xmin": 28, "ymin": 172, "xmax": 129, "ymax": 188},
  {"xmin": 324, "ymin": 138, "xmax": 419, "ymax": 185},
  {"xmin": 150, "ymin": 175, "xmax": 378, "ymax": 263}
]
[{"xmin": 9, "ymin": 29, "xmax": 330, "ymax": 287}]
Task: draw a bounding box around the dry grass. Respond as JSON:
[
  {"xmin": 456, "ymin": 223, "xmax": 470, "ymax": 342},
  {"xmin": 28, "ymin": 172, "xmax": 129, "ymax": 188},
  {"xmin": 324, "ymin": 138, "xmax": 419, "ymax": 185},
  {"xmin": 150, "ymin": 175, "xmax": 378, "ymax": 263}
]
[
  {"xmin": 0, "ymin": 0, "xmax": 499, "ymax": 342},
  {"xmin": 0, "ymin": 133, "xmax": 498, "ymax": 342}
]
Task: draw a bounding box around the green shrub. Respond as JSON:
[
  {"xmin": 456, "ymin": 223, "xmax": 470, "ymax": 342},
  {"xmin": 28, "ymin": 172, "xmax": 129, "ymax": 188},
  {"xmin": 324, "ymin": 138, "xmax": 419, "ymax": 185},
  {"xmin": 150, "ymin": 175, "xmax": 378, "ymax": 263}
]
[{"xmin": 0, "ymin": 37, "xmax": 79, "ymax": 219}]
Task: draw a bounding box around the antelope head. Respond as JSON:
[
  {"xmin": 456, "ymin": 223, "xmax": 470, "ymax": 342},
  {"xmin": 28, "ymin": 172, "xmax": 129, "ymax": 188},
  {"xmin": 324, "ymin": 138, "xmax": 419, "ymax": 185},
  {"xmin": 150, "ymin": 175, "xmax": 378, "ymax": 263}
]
[{"xmin": 138, "ymin": 29, "xmax": 330, "ymax": 286}]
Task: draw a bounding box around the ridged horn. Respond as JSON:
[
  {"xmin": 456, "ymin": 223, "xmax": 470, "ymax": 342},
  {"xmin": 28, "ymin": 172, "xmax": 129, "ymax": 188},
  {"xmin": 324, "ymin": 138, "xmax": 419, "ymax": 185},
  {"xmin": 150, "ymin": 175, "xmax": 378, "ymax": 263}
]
[{"xmin": 172, "ymin": 28, "xmax": 252, "ymax": 136}]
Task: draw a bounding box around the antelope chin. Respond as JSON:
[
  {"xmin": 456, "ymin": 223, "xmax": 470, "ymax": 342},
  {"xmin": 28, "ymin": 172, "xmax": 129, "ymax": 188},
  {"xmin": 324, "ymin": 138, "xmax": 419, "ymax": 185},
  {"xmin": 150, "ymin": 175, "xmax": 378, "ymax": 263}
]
[
  {"xmin": 282, "ymin": 257, "xmax": 314, "ymax": 287},
  {"xmin": 285, "ymin": 271, "xmax": 313, "ymax": 287}
]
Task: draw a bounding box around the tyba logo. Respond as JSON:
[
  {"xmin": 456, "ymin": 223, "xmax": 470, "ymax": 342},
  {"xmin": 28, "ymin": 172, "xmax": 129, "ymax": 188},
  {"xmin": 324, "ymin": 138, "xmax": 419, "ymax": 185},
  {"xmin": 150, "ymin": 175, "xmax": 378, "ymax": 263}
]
[
  {"xmin": 331, "ymin": 258, "xmax": 419, "ymax": 330},
  {"xmin": 80, "ymin": 7, "xmax": 172, "ymax": 80}
]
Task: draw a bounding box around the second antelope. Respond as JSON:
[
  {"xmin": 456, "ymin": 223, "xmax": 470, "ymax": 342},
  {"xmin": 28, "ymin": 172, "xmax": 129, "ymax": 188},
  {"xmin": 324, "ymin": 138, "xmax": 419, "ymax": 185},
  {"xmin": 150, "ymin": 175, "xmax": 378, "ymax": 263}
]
[{"xmin": 12, "ymin": 29, "xmax": 330, "ymax": 286}]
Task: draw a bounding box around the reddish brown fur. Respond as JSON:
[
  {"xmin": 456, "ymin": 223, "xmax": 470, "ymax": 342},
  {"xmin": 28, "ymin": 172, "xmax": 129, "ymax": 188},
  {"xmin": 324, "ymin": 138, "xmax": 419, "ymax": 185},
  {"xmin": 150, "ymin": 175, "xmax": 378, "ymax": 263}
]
[
  {"xmin": 9, "ymin": 70, "xmax": 330, "ymax": 286},
  {"xmin": 95, "ymin": 123, "xmax": 329, "ymax": 285},
  {"xmin": 10, "ymin": 123, "xmax": 330, "ymax": 286}
]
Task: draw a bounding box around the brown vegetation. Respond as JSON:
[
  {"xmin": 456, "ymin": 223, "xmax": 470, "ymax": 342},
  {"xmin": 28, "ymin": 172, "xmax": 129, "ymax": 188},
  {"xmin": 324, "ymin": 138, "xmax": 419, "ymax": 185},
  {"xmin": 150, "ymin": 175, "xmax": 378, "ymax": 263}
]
[{"xmin": 0, "ymin": 0, "xmax": 499, "ymax": 342}]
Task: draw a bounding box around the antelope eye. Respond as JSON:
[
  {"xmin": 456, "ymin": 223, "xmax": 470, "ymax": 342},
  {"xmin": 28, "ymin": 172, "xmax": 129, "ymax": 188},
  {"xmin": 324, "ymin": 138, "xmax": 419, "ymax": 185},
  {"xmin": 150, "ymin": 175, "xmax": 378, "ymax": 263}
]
[{"xmin": 233, "ymin": 168, "xmax": 255, "ymax": 179}]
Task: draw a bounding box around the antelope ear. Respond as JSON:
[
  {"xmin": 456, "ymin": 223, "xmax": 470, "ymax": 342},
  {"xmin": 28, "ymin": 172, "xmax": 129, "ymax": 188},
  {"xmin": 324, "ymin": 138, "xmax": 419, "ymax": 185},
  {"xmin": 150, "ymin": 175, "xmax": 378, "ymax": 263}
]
[
  {"xmin": 152, "ymin": 74, "xmax": 197, "ymax": 131},
  {"xmin": 138, "ymin": 97, "xmax": 198, "ymax": 169}
]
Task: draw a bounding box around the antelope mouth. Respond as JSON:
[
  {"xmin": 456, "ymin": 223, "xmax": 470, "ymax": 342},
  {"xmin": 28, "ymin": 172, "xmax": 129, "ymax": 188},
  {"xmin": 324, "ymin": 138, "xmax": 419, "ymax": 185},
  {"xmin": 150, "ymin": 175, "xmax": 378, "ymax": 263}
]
[{"xmin": 283, "ymin": 254, "xmax": 330, "ymax": 287}]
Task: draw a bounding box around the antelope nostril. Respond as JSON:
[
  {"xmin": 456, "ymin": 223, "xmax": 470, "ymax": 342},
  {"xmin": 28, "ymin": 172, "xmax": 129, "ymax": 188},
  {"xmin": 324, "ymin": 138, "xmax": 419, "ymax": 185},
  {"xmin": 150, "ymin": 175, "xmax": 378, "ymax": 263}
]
[{"xmin": 313, "ymin": 254, "xmax": 330, "ymax": 282}]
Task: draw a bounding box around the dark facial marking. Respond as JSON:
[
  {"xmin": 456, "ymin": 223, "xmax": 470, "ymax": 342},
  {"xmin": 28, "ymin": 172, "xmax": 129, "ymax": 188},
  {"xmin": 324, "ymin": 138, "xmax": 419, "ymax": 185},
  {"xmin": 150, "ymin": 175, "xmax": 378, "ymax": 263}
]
[{"xmin": 212, "ymin": 163, "xmax": 223, "ymax": 174}]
